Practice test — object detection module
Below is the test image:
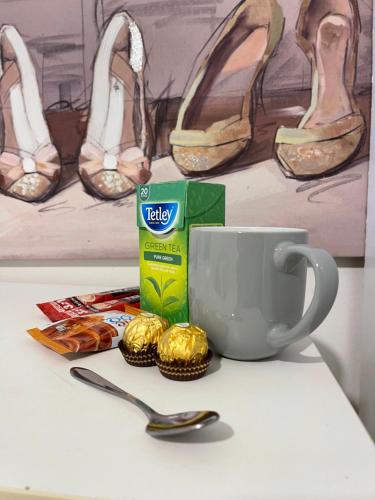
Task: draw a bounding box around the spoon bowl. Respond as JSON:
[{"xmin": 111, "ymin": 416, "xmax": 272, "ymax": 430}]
[
  {"xmin": 146, "ymin": 410, "xmax": 219, "ymax": 437},
  {"xmin": 70, "ymin": 367, "xmax": 219, "ymax": 437}
]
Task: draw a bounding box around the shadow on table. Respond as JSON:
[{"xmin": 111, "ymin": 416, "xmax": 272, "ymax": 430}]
[
  {"xmin": 215, "ymin": 338, "xmax": 322, "ymax": 365},
  {"xmin": 313, "ymin": 338, "xmax": 342, "ymax": 382},
  {"xmin": 154, "ymin": 421, "xmax": 234, "ymax": 444},
  {"xmin": 272, "ymin": 337, "xmax": 322, "ymax": 364},
  {"xmin": 206, "ymin": 351, "xmax": 222, "ymax": 376}
]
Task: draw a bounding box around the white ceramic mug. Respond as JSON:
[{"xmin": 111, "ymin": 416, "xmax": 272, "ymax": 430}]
[{"xmin": 189, "ymin": 227, "xmax": 339, "ymax": 360}]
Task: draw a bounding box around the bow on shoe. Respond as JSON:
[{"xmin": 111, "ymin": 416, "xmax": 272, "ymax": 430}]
[
  {"xmin": 0, "ymin": 144, "xmax": 60, "ymax": 202},
  {"xmin": 79, "ymin": 141, "xmax": 151, "ymax": 199}
]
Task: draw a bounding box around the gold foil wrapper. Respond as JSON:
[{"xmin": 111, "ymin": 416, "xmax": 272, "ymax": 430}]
[
  {"xmin": 124, "ymin": 312, "xmax": 168, "ymax": 353},
  {"xmin": 157, "ymin": 323, "xmax": 208, "ymax": 364}
]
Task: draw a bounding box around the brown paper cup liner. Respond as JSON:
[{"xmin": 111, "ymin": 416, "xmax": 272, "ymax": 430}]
[
  {"xmin": 118, "ymin": 340, "xmax": 156, "ymax": 367},
  {"xmin": 155, "ymin": 350, "xmax": 213, "ymax": 381}
]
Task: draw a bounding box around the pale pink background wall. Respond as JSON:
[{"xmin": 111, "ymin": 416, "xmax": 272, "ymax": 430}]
[{"xmin": 0, "ymin": 0, "xmax": 372, "ymax": 108}]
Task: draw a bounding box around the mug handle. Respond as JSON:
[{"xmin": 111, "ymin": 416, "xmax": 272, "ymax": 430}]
[{"xmin": 267, "ymin": 242, "xmax": 339, "ymax": 349}]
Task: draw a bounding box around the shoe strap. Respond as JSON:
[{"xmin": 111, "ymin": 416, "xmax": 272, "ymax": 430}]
[
  {"xmin": 275, "ymin": 112, "xmax": 365, "ymax": 145},
  {"xmin": 170, "ymin": 115, "xmax": 251, "ymax": 147}
]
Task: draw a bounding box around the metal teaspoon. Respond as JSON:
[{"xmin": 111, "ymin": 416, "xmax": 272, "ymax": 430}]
[{"xmin": 70, "ymin": 367, "xmax": 219, "ymax": 437}]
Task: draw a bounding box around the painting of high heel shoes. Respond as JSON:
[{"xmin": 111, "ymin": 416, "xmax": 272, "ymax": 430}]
[
  {"xmin": 170, "ymin": 0, "xmax": 284, "ymax": 175},
  {"xmin": 0, "ymin": 0, "xmax": 372, "ymax": 260},
  {"xmin": 79, "ymin": 12, "xmax": 153, "ymax": 200},
  {"xmin": 275, "ymin": 0, "xmax": 366, "ymax": 179},
  {"xmin": 0, "ymin": 25, "xmax": 60, "ymax": 202}
]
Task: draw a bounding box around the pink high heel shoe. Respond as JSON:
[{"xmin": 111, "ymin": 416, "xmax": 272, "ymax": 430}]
[
  {"xmin": 79, "ymin": 12, "xmax": 153, "ymax": 200},
  {"xmin": 0, "ymin": 25, "xmax": 60, "ymax": 202}
]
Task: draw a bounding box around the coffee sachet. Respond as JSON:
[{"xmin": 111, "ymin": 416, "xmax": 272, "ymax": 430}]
[
  {"xmin": 37, "ymin": 286, "xmax": 140, "ymax": 321},
  {"xmin": 28, "ymin": 307, "xmax": 141, "ymax": 356}
]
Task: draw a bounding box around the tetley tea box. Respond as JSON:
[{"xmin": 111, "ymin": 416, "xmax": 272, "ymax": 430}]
[{"xmin": 137, "ymin": 180, "xmax": 225, "ymax": 324}]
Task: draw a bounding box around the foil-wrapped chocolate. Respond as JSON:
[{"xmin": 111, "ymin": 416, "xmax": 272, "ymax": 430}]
[
  {"xmin": 123, "ymin": 312, "xmax": 168, "ymax": 353},
  {"xmin": 157, "ymin": 323, "xmax": 208, "ymax": 365}
]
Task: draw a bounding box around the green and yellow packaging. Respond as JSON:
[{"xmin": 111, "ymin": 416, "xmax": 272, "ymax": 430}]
[{"xmin": 137, "ymin": 181, "xmax": 225, "ymax": 324}]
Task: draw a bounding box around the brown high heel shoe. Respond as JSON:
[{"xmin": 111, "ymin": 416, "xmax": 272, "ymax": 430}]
[
  {"xmin": 169, "ymin": 0, "xmax": 284, "ymax": 175},
  {"xmin": 275, "ymin": 0, "xmax": 366, "ymax": 179},
  {"xmin": 79, "ymin": 12, "xmax": 153, "ymax": 200},
  {"xmin": 0, "ymin": 25, "xmax": 60, "ymax": 202}
]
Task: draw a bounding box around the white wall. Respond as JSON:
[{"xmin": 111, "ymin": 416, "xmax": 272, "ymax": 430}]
[
  {"xmin": 359, "ymin": 22, "xmax": 375, "ymax": 436},
  {"xmin": 360, "ymin": 196, "xmax": 375, "ymax": 436},
  {"xmin": 0, "ymin": 260, "xmax": 363, "ymax": 408}
]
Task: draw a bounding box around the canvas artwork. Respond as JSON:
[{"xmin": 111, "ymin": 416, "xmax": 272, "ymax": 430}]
[{"xmin": 0, "ymin": 0, "xmax": 372, "ymax": 259}]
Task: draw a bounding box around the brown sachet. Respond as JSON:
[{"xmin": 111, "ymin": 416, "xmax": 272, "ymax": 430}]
[{"xmin": 28, "ymin": 306, "xmax": 141, "ymax": 356}]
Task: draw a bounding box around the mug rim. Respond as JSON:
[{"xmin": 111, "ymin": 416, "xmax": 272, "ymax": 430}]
[{"xmin": 191, "ymin": 226, "xmax": 308, "ymax": 234}]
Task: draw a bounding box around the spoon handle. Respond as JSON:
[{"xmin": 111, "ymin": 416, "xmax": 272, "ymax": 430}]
[{"xmin": 70, "ymin": 367, "xmax": 156, "ymax": 419}]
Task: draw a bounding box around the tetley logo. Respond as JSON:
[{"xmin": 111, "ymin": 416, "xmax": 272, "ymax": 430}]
[{"xmin": 141, "ymin": 202, "xmax": 179, "ymax": 234}]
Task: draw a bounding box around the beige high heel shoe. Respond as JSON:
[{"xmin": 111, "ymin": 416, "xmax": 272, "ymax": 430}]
[
  {"xmin": 0, "ymin": 25, "xmax": 60, "ymax": 202},
  {"xmin": 79, "ymin": 12, "xmax": 152, "ymax": 200},
  {"xmin": 275, "ymin": 0, "xmax": 365, "ymax": 179},
  {"xmin": 169, "ymin": 0, "xmax": 284, "ymax": 174}
]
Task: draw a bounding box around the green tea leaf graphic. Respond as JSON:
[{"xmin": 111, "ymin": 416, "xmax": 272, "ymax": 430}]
[
  {"xmin": 163, "ymin": 296, "xmax": 179, "ymax": 307},
  {"xmin": 145, "ymin": 277, "xmax": 162, "ymax": 298},
  {"xmin": 162, "ymin": 278, "xmax": 176, "ymax": 293}
]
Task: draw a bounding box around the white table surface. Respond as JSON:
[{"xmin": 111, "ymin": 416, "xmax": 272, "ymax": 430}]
[{"xmin": 1, "ymin": 282, "xmax": 375, "ymax": 500}]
